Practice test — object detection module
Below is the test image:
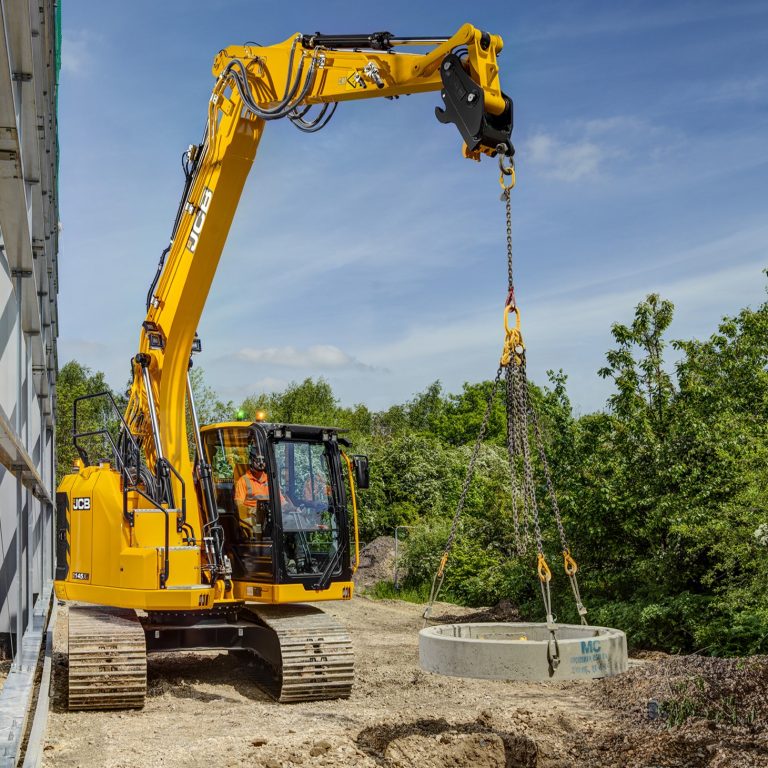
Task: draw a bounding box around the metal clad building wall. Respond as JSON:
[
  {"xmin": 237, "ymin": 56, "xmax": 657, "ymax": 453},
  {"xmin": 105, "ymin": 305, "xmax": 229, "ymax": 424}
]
[{"xmin": 0, "ymin": 0, "xmax": 59, "ymax": 661}]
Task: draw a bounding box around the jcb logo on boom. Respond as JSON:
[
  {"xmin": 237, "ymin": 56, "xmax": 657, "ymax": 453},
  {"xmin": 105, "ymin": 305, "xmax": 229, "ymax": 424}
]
[
  {"xmin": 72, "ymin": 497, "xmax": 91, "ymax": 511},
  {"xmin": 186, "ymin": 187, "xmax": 213, "ymax": 253}
]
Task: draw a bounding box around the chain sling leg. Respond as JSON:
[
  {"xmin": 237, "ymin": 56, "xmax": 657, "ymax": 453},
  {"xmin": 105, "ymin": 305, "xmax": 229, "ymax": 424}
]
[
  {"xmin": 423, "ymin": 367, "xmax": 503, "ymax": 622},
  {"xmin": 528, "ymin": 405, "xmax": 589, "ymax": 626}
]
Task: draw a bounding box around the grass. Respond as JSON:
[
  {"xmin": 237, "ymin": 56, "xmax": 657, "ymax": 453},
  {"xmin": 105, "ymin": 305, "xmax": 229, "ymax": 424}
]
[
  {"xmin": 365, "ymin": 580, "xmax": 432, "ymax": 604},
  {"xmin": 660, "ymin": 677, "xmax": 758, "ymax": 727}
]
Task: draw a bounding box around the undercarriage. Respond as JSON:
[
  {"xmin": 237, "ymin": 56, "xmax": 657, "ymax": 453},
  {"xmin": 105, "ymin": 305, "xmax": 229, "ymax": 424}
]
[{"xmin": 66, "ymin": 602, "xmax": 354, "ymax": 709}]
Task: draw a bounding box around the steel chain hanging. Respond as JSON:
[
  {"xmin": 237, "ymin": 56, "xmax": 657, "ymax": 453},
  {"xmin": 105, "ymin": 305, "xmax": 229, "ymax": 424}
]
[
  {"xmin": 423, "ymin": 365, "xmax": 503, "ymax": 620},
  {"xmin": 529, "ymin": 406, "xmax": 588, "ymax": 624},
  {"xmin": 423, "ymin": 148, "xmax": 587, "ymax": 652}
]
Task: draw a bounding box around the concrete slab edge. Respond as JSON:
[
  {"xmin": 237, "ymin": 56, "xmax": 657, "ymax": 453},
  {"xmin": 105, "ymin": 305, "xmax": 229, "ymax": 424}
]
[
  {"xmin": 21, "ymin": 600, "xmax": 57, "ymax": 768},
  {"xmin": 0, "ymin": 584, "xmax": 53, "ymax": 768}
]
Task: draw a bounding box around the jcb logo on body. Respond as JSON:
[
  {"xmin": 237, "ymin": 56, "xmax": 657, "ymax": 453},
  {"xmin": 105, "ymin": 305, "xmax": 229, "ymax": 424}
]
[
  {"xmin": 186, "ymin": 187, "xmax": 213, "ymax": 253},
  {"xmin": 72, "ymin": 497, "xmax": 91, "ymax": 511}
]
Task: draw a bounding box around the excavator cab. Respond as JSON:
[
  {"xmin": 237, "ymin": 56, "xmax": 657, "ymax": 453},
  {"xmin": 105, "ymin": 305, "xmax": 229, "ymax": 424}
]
[{"xmin": 200, "ymin": 421, "xmax": 363, "ymax": 599}]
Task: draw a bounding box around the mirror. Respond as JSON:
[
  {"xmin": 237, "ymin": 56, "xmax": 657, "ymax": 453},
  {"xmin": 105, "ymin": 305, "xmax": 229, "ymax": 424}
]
[{"xmin": 352, "ymin": 455, "xmax": 370, "ymax": 490}]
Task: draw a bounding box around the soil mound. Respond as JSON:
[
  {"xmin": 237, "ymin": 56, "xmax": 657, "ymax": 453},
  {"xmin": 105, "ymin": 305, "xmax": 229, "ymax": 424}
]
[
  {"xmin": 353, "ymin": 535, "xmax": 397, "ymax": 590},
  {"xmin": 357, "ymin": 715, "xmax": 536, "ymax": 768},
  {"xmin": 574, "ymin": 655, "xmax": 768, "ymax": 767},
  {"xmin": 598, "ymin": 654, "xmax": 768, "ymax": 728}
]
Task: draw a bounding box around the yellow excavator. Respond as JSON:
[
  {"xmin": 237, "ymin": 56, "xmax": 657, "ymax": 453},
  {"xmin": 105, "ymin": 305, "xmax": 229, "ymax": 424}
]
[{"xmin": 54, "ymin": 24, "xmax": 513, "ymax": 708}]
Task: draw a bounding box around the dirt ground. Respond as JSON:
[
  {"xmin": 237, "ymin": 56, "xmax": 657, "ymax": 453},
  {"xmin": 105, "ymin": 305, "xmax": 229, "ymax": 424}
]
[{"xmin": 42, "ymin": 598, "xmax": 768, "ymax": 768}]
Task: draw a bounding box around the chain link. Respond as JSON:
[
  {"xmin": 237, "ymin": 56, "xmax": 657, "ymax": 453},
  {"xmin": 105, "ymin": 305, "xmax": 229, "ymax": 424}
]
[
  {"xmin": 504, "ymin": 188, "xmax": 513, "ymax": 291},
  {"xmin": 518, "ymin": 359, "xmax": 546, "ymax": 555},
  {"xmin": 503, "ymin": 185, "xmax": 532, "ymax": 555},
  {"xmin": 529, "ymin": 400, "xmax": 588, "ymax": 624},
  {"xmin": 529, "ymin": 406, "xmax": 569, "ymax": 552},
  {"xmin": 506, "ymin": 366, "xmax": 527, "ymax": 554}
]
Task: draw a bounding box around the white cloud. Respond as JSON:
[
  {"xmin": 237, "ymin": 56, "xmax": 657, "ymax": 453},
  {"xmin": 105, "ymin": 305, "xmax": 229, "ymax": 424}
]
[
  {"xmin": 526, "ymin": 133, "xmax": 605, "ymax": 181},
  {"xmin": 582, "ymin": 116, "xmax": 647, "ymax": 137},
  {"xmin": 61, "ymin": 31, "xmax": 96, "ymax": 77},
  {"xmin": 253, "ymin": 377, "xmax": 289, "ymax": 392},
  {"xmin": 524, "ymin": 116, "xmax": 679, "ymax": 182},
  {"xmin": 59, "ymin": 338, "xmax": 110, "ymax": 357},
  {"xmin": 360, "ymin": 224, "xmax": 767, "ymax": 412},
  {"xmin": 704, "ymin": 76, "xmax": 768, "ymax": 105},
  {"xmin": 519, "ymin": 5, "xmax": 765, "ymax": 44},
  {"xmin": 235, "ymin": 344, "xmax": 376, "ymax": 372}
]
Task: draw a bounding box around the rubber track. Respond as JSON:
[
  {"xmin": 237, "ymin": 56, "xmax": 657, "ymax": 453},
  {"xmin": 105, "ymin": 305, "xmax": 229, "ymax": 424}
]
[
  {"xmin": 250, "ymin": 605, "xmax": 354, "ymax": 702},
  {"xmin": 68, "ymin": 607, "xmax": 147, "ymax": 710}
]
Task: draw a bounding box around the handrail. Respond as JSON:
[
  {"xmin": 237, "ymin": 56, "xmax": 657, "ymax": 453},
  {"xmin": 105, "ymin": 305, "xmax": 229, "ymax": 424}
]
[
  {"xmin": 72, "ymin": 390, "xmax": 183, "ymax": 589},
  {"xmin": 312, "ymin": 538, "xmax": 347, "ymax": 592},
  {"xmin": 341, "ymin": 452, "xmax": 360, "ymax": 573},
  {"xmin": 162, "ymin": 458, "xmax": 186, "ymax": 529},
  {"xmin": 72, "ymin": 390, "xmax": 139, "ymax": 470}
]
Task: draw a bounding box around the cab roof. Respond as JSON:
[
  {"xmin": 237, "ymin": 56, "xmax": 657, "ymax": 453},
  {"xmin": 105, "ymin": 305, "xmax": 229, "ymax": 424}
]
[{"xmin": 200, "ymin": 421, "xmax": 348, "ymax": 439}]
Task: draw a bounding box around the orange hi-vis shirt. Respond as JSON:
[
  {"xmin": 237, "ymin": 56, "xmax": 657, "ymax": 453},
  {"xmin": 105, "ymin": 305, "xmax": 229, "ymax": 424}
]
[
  {"xmin": 234, "ymin": 470, "xmax": 289, "ymax": 508},
  {"xmin": 303, "ymin": 472, "xmax": 330, "ymax": 501}
]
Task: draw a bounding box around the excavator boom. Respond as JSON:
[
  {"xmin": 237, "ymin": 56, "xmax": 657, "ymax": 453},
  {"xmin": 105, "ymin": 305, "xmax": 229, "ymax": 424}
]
[{"xmin": 122, "ymin": 25, "xmax": 512, "ymax": 579}]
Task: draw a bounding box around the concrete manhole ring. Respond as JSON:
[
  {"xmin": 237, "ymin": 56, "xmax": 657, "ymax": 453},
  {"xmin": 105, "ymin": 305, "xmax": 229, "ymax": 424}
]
[{"xmin": 419, "ymin": 622, "xmax": 628, "ymax": 681}]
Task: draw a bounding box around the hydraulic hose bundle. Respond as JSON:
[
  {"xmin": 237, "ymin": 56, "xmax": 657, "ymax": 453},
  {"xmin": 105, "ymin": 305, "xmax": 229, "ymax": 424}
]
[{"xmin": 217, "ymin": 37, "xmax": 337, "ymax": 132}]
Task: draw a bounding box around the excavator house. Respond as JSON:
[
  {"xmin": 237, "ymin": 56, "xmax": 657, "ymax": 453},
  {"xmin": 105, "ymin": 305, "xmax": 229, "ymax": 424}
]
[{"xmin": 55, "ymin": 24, "xmax": 513, "ymax": 709}]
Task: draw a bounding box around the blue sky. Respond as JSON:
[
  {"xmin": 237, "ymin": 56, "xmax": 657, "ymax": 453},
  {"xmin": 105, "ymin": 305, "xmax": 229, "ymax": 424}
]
[{"xmin": 58, "ymin": 1, "xmax": 768, "ymax": 413}]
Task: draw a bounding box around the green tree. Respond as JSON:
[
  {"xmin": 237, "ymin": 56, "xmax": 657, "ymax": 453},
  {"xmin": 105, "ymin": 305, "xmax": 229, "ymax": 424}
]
[
  {"xmin": 240, "ymin": 378, "xmax": 338, "ymax": 426},
  {"xmin": 56, "ymin": 284, "xmax": 765, "ymax": 656},
  {"xmin": 56, "ymin": 361, "xmax": 115, "ymax": 483},
  {"xmin": 239, "ymin": 377, "xmax": 373, "ymax": 444},
  {"xmin": 188, "ymin": 366, "xmax": 235, "ymax": 426},
  {"xmin": 563, "ymin": 290, "xmax": 768, "ymax": 653}
]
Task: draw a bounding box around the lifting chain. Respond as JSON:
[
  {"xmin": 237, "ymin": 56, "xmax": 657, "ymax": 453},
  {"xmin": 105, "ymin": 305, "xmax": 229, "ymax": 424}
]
[
  {"xmin": 498, "ymin": 151, "xmax": 564, "ymax": 670},
  {"xmin": 509, "ymin": 350, "xmax": 561, "ymax": 671},
  {"xmin": 423, "ymin": 365, "xmax": 503, "ymax": 621},
  {"xmin": 507, "ymin": 365, "xmax": 529, "ymax": 555},
  {"xmin": 529, "ymin": 406, "xmax": 588, "ymax": 625},
  {"xmin": 423, "ymin": 147, "xmax": 587, "ymax": 647}
]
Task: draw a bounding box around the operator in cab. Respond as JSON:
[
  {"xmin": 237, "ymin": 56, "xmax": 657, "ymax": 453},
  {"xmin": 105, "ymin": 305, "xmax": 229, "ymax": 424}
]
[
  {"xmin": 303, "ymin": 469, "xmax": 330, "ymax": 503},
  {"xmin": 235, "ymin": 445, "xmax": 293, "ymax": 538}
]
